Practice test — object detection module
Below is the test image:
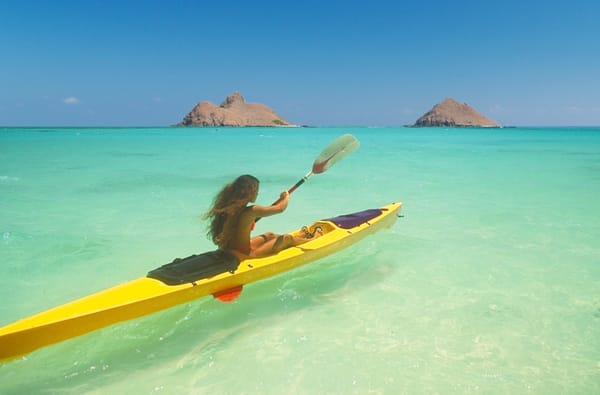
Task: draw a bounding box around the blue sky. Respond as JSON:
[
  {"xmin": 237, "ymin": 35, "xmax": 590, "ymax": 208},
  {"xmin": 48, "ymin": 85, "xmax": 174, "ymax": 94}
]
[{"xmin": 1, "ymin": 0, "xmax": 599, "ymax": 126}]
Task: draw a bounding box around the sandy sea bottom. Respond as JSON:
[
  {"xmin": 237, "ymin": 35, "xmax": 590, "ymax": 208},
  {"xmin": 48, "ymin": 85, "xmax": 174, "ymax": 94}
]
[{"xmin": 1, "ymin": 127, "xmax": 599, "ymax": 394}]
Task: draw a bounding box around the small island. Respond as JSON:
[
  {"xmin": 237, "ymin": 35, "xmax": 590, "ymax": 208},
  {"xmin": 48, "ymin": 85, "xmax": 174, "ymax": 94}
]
[
  {"xmin": 414, "ymin": 98, "xmax": 500, "ymax": 127},
  {"xmin": 178, "ymin": 92, "xmax": 294, "ymax": 127}
]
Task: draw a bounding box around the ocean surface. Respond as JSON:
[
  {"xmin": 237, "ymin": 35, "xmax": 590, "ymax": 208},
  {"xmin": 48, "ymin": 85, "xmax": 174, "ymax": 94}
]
[{"xmin": 0, "ymin": 126, "xmax": 599, "ymax": 394}]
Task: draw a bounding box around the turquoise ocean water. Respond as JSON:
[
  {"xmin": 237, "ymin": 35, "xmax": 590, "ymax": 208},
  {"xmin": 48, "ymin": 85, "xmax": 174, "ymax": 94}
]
[{"xmin": 0, "ymin": 127, "xmax": 599, "ymax": 394}]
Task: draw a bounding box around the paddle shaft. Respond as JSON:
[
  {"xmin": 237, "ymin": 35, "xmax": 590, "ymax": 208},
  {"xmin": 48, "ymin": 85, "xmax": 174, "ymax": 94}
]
[
  {"xmin": 253, "ymin": 171, "xmax": 312, "ymax": 223},
  {"xmin": 255, "ymin": 134, "xmax": 359, "ymax": 223},
  {"xmin": 287, "ymin": 170, "xmax": 313, "ymax": 195}
]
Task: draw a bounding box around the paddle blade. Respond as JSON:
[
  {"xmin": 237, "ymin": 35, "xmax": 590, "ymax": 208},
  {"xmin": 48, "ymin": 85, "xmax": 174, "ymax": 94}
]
[
  {"xmin": 312, "ymin": 134, "xmax": 360, "ymax": 174},
  {"xmin": 213, "ymin": 286, "xmax": 243, "ymax": 303}
]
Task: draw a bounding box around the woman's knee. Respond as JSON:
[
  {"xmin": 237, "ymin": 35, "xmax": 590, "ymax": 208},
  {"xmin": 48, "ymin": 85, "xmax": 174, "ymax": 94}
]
[
  {"xmin": 272, "ymin": 234, "xmax": 293, "ymax": 252},
  {"xmin": 263, "ymin": 232, "xmax": 276, "ymax": 239}
]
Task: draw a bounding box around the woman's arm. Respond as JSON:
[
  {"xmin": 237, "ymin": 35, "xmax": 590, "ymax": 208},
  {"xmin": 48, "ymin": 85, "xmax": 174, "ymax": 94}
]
[{"xmin": 251, "ymin": 191, "xmax": 289, "ymax": 218}]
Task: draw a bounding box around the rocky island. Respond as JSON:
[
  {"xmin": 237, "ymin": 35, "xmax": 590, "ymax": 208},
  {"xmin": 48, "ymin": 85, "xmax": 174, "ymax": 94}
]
[
  {"xmin": 178, "ymin": 92, "xmax": 293, "ymax": 127},
  {"xmin": 414, "ymin": 98, "xmax": 500, "ymax": 127}
]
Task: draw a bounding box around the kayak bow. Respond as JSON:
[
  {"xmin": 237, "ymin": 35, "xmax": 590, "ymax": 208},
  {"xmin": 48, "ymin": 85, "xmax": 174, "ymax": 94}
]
[{"xmin": 0, "ymin": 202, "xmax": 401, "ymax": 362}]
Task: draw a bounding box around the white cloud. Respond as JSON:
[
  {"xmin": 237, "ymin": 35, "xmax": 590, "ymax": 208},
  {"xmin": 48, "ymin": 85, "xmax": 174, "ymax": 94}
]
[{"xmin": 63, "ymin": 97, "xmax": 80, "ymax": 105}]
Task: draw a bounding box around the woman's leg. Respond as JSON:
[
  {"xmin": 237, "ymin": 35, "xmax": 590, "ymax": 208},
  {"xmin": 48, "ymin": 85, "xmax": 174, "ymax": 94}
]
[
  {"xmin": 249, "ymin": 232, "xmax": 277, "ymax": 251},
  {"xmin": 250, "ymin": 230, "xmax": 321, "ymax": 258}
]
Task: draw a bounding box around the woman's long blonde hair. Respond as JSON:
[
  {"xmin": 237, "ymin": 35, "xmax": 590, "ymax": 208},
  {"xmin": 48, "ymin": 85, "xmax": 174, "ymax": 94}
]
[{"xmin": 204, "ymin": 175, "xmax": 259, "ymax": 249}]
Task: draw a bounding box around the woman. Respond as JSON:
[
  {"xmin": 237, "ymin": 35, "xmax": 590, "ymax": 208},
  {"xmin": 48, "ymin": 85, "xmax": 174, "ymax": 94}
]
[{"xmin": 204, "ymin": 174, "xmax": 320, "ymax": 257}]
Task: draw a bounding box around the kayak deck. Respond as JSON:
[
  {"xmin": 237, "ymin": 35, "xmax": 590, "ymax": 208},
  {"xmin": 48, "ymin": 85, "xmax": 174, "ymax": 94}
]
[{"xmin": 0, "ymin": 202, "xmax": 401, "ymax": 361}]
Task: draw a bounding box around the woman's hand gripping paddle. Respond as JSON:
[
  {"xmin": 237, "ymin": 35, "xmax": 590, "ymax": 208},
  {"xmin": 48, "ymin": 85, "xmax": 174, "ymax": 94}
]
[{"xmin": 213, "ymin": 134, "xmax": 360, "ymax": 303}]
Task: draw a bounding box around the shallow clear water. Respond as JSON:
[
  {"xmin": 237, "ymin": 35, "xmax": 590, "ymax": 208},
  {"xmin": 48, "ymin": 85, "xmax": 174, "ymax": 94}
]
[{"xmin": 1, "ymin": 126, "xmax": 599, "ymax": 394}]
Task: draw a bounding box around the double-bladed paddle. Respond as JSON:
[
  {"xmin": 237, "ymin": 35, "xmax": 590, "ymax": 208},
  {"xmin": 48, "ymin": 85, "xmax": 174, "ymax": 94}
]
[{"xmin": 259, "ymin": 133, "xmax": 360, "ymax": 217}]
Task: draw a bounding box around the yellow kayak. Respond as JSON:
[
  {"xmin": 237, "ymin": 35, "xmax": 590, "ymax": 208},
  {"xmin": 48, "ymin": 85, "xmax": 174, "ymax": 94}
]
[{"xmin": 0, "ymin": 202, "xmax": 401, "ymax": 362}]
